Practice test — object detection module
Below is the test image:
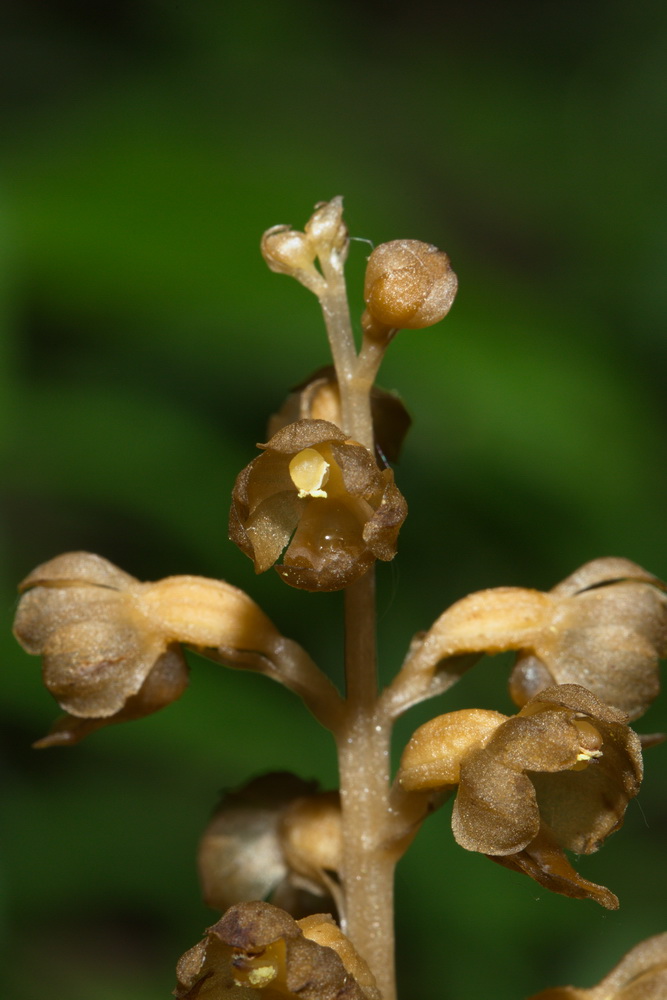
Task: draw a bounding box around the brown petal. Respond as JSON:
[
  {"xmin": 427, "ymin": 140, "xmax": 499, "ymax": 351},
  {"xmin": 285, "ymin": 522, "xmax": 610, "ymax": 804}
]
[
  {"xmin": 260, "ymin": 420, "xmax": 347, "ymax": 455},
  {"xmin": 361, "ymin": 470, "xmax": 408, "ymax": 562},
  {"xmin": 550, "ymin": 557, "xmax": 665, "ymax": 597},
  {"xmin": 41, "ymin": 617, "xmax": 165, "ymax": 717},
  {"xmin": 34, "ymin": 645, "xmax": 189, "ymax": 747},
  {"xmin": 14, "ymin": 584, "xmax": 130, "ymax": 654},
  {"xmin": 487, "ymin": 710, "xmax": 584, "ymax": 773},
  {"xmin": 452, "ymin": 753, "xmax": 540, "ymax": 854},
  {"xmin": 530, "ymin": 735, "xmax": 642, "ymax": 854},
  {"xmin": 296, "ymin": 915, "xmax": 380, "ymax": 1000},
  {"xmin": 398, "ymin": 708, "xmax": 507, "ymax": 790}
]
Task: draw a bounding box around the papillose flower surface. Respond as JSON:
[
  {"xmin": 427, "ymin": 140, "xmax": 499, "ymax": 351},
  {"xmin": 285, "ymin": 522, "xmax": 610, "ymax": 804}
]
[{"xmin": 399, "ymin": 684, "xmax": 643, "ymax": 908}]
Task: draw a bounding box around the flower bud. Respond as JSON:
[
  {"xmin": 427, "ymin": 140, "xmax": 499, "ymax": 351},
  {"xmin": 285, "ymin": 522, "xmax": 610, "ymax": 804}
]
[
  {"xmin": 304, "ymin": 196, "xmax": 348, "ymax": 260},
  {"xmin": 364, "ymin": 239, "xmax": 458, "ymax": 330},
  {"xmin": 261, "ymin": 226, "xmax": 318, "ymax": 276}
]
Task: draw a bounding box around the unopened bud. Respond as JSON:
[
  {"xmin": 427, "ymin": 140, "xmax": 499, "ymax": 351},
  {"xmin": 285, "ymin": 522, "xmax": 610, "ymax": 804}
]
[
  {"xmin": 364, "ymin": 239, "xmax": 457, "ymax": 330},
  {"xmin": 304, "ymin": 196, "xmax": 348, "ymax": 259},
  {"xmin": 261, "ymin": 226, "xmax": 317, "ymax": 274}
]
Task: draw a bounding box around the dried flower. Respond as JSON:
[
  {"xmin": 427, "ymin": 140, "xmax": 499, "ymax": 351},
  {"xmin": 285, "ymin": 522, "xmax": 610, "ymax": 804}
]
[
  {"xmin": 13, "ymin": 551, "xmax": 282, "ymax": 745},
  {"xmin": 173, "ymin": 901, "xmax": 380, "ymax": 999},
  {"xmin": 528, "ymin": 931, "xmax": 667, "ymax": 999},
  {"xmin": 362, "ymin": 239, "xmax": 458, "ymax": 336},
  {"xmin": 229, "ymin": 419, "xmax": 407, "ymax": 591},
  {"xmin": 398, "ymin": 684, "xmax": 643, "ymax": 908},
  {"xmin": 198, "ymin": 773, "xmax": 341, "ymax": 918}
]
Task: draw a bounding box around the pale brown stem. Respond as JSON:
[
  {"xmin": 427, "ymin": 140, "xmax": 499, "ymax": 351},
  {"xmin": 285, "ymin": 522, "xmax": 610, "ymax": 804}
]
[
  {"xmin": 199, "ymin": 639, "xmax": 345, "ymax": 732},
  {"xmin": 380, "ymin": 651, "xmax": 483, "ymax": 720},
  {"xmin": 318, "ymin": 254, "xmax": 358, "ymax": 432},
  {"xmin": 337, "ymin": 570, "xmax": 398, "ymax": 1000},
  {"xmin": 319, "ymin": 240, "xmax": 401, "ymax": 999},
  {"xmin": 318, "ymin": 255, "xmax": 389, "ymax": 454}
]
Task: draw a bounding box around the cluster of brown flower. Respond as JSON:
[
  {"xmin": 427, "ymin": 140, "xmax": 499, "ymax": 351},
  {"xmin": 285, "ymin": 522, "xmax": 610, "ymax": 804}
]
[
  {"xmin": 13, "ymin": 547, "xmax": 667, "ymax": 993},
  {"xmin": 11, "ymin": 198, "xmax": 667, "ymax": 999}
]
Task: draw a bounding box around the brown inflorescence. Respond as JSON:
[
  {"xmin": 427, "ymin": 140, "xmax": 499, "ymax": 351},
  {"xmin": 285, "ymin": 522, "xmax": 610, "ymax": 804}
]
[{"xmin": 229, "ymin": 419, "xmax": 407, "ymax": 591}]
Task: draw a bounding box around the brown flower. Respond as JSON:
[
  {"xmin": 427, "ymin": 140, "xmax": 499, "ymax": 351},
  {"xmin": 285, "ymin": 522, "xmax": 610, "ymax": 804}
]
[
  {"xmin": 229, "ymin": 419, "xmax": 407, "ymax": 591},
  {"xmin": 173, "ymin": 901, "xmax": 380, "ymax": 1000},
  {"xmin": 198, "ymin": 773, "xmax": 342, "ymax": 919},
  {"xmin": 528, "ymin": 931, "xmax": 667, "ymax": 999},
  {"xmin": 400, "ymin": 558, "xmax": 667, "ymax": 720},
  {"xmin": 398, "ymin": 684, "xmax": 643, "ymax": 908},
  {"xmin": 509, "ymin": 558, "xmax": 667, "ymax": 720},
  {"xmin": 13, "ymin": 552, "xmax": 282, "ymax": 745}
]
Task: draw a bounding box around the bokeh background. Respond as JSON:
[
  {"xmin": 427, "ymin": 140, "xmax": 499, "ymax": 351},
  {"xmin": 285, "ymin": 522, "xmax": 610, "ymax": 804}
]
[{"xmin": 1, "ymin": 1, "xmax": 666, "ymax": 998}]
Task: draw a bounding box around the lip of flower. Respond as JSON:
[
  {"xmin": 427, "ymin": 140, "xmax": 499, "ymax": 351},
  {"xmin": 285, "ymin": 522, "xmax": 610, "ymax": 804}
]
[{"xmin": 229, "ymin": 419, "xmax": 407, "ymax": 592}]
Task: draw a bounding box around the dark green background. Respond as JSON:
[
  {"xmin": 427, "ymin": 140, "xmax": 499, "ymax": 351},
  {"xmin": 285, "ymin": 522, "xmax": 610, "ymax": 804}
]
[{"xmin": 1, "ymin": 2, "xmax": 666, "ymax": 998}]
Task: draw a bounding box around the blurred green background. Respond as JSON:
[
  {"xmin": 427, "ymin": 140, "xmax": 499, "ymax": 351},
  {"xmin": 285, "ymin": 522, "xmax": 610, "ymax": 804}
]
[{"xmin": 1, "ymin": 1, "xmax": 666, "ymax": 997}]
